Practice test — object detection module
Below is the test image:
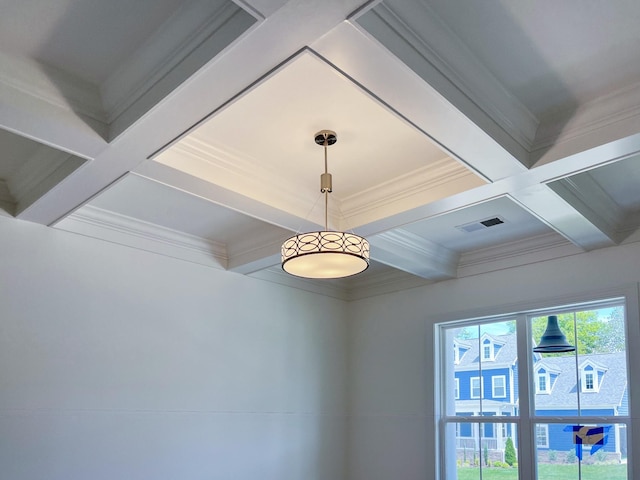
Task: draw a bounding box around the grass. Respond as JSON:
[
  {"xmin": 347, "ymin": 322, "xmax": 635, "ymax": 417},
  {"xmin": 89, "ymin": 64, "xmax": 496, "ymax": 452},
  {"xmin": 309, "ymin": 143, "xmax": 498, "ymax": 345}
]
[{"xmin": 456, "ymin": 463, "xmax": 627, "ymax": 480}]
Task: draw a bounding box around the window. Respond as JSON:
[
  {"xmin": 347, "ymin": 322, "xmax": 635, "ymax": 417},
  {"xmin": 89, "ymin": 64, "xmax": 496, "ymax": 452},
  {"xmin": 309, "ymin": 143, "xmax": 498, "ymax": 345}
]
[
  {"xmin": 580, "ymin": 363, "xmax": 604, "ymax": 393},
  {"xmin": 538, "ymin": 373, "xmax": 547, "ymax": 392},
  {"xmin": 483, "ymin": 343, "xmax": 492, "ymax": 360},
  {"xmin": 537, "ymin": 371, "xmax": 548, "ymax": 393},
  {"xmin": 492, "ymin": 375, "xmax": 506, "ymax": 398},
  {"xmin": 438, "ymin": 298, "xmax": 631, "ymax": 480},
  {"xmin": 536, "ymin": 424, "xmax": 549, "ymax": 448},
  {"xmin": 584, "ymin": 372, "xmax": 594, "ymax": 391},
  {"xmin": 470, "ymin": 377, "xmax": 483, "ymax": 398}
]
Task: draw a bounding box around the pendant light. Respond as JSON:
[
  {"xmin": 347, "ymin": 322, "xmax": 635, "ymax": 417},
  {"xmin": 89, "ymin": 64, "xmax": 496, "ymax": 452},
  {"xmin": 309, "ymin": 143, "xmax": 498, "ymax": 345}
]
[
  {"xmin": 533, "ymin": 315, "xmax": 576, "ymax": 353},
  {"xmin": 281, "ymin": 130, "xmax": 370, "ymax": 279}
]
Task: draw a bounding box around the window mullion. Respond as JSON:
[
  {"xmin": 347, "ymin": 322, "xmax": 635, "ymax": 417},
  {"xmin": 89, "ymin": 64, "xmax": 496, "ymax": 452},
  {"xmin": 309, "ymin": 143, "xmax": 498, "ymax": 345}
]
[{"xmin": 516, "ymin": 313, "xmax": 535, "ymax": 478}]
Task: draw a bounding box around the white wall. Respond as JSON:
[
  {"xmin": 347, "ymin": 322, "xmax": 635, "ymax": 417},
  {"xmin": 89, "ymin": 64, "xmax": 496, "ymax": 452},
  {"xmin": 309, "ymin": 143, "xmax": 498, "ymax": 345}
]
[
  {"xmin": 0, "ymin": 217, "xmax": 349, "ymax": 480},
  {"xmin": 347, "ymin": 241, "xmax": 640, "ymax": 480}
]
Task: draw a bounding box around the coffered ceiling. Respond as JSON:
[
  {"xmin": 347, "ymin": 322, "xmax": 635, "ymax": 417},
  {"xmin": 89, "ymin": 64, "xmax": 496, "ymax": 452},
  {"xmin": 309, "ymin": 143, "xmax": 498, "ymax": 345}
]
[{"xmin": 1, "ymin": 0, "xmax": 640, "ymax": 300}]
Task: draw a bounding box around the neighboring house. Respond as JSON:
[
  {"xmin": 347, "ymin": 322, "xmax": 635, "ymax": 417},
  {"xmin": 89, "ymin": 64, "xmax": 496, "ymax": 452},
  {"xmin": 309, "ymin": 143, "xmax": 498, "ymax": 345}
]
[
  {"xmin": 532, "ymin": 352, "xmax": 628, "ymax": 457},
  {"xmin": 454, "ymin": 334, "xmax": 627, "ymax": 458},
  {"xmin": 454, "ymin": 334, "xmax": 518, "ymax": 452}
]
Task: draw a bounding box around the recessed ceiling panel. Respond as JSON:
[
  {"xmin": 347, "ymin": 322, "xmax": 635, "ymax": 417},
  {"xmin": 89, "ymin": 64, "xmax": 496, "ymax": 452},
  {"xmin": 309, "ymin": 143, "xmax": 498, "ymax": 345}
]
[
  {"xmin": 0, "ymin": 0, "xmax": 189, "ymax": 84},
  {"xmin": 0, "ymin": 128, "xmax": 86, "ymax": 216},
  {"xmin": 586, "ymin": 155, "xmax": 640, "ymax": 212},
  {"xmin": 402, "ymin": 196, "xmax": 553, "ymax": 252},
  {"xmin": 155, "ymin": 50, "xmax": 485, "ymax": 226},
  {"xmin": 89, "ymin": 174, "xmax": 288, "ymax": 245},
  {"xmin": 419, "ymin": 0, "xmax": 640, "ymax": 116}
]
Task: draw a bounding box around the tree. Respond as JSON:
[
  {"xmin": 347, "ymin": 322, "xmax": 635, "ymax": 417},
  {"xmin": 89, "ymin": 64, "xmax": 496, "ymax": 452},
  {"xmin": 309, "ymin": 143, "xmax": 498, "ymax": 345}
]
[
  {"xmin": 599, "ymin": 306, "xmax": 626, "ymax": 352},
  {"xmin": 504, "ymin": 437, "xmax": 516, "ymax": 466},
  {"xmin": 532, "ymin": 309, "xmax": 625, "ymax": 355}
]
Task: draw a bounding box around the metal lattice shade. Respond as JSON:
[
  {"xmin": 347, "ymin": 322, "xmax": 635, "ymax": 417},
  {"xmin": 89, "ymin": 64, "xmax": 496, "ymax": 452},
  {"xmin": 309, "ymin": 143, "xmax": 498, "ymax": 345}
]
[{"xmin": 282, "ymin": 231, "xmax": 370, "ymax": 279}]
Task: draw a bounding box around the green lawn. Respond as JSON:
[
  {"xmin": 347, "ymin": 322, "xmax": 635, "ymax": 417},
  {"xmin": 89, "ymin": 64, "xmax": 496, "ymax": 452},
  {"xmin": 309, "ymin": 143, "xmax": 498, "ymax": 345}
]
[{"xmin": 456, "ymin": 463, "xmax": 627, "ymax": 480}]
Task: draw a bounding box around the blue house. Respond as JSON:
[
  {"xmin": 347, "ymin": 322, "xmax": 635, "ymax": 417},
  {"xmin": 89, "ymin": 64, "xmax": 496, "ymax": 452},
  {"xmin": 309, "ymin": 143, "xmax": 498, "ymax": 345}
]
[
  {"xmin": 531, "ymin": 352, "xmax": 628, "ymax": 457},
  {"xmin": 454, "ymin": 334, "xmax": 518, "ymax": 452},
  {"xmin": 454, "ymin": 334, "xmax": 627, "ymax": 459}
]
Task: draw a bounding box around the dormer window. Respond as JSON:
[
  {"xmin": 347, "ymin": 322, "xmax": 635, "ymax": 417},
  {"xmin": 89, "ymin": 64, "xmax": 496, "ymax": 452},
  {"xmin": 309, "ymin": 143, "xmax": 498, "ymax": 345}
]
[
  {"xmin": 584, "ymin": 372, "xmax": 594, "ymax": 390},
  {"xmin": 479, "ymin": 335, "xmax": 504, "ymax": 362},
  {"xmin": 483, "ymin": 343, "xmax": 492, "ymax": 360},
  {"xmin": 580, "ymin": 362, "xmax": 605, "ymax": 393},
  {"xmin": 482, "ymin": 338, "xmax": 495, "ymax": 361},
  {"xmin": 538, "ymin": 372, "xmax": 548, "ymax": 393},
  {"xmin": 534, "ymin": 364, "xmax": 559, "ymax": 394}
]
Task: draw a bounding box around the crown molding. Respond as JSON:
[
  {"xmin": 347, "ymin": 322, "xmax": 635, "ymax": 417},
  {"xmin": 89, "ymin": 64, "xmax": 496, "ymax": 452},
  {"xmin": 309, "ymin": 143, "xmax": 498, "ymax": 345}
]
[
  {"xmin": 102, "ymin": 0, "xmax": 258, "ymax": 139},
  {"xmin": 0, "ymin": 51, "xmax": 106, "ymax": 124},
  {"xmin": 370, "ymin": 228, "xmax": 459, "ymax": 279},
  {"xmin": 8, "ymin": 146, "xmax": 86, "ymax": 216},
  {"xmin": 340, "ymin": 158, "xmax": 484, "ymax": 228},
  {"xmin": 458, "ymin": 232, "xmax": 581, "ymax": 278},
  {"xmin": 155, "ymin": 138, "xmax": 323, "ymax": 225},
  {"xmin": 355, "ymin": 0, "xmax": 538, "ymax": 163},
  {"xmin": 57, "ymin": 205, "xmax": 228, "ymax": 269},
  {"xmin": 533, "ymin": 81, "xmax": 640, "ymax": 157},
  {"xmin": 548, "ymin": 173, "xmax": 624, "ymax": 244}
]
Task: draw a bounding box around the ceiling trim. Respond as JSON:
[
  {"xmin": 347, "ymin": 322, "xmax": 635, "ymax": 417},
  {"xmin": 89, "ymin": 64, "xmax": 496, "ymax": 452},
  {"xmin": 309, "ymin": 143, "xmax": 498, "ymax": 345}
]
[
  {"xmin": 353, "ymin": 1, "xmax": 538, "ymax": 163},
  {"xmin": 370, "ymin": 228, "xmax": 459, "ymax": 279},
  {"xmin": 532, "ymin": 83, "xmax": 640, "ymax": 167},
  {"xmin": 341, "ymin": 158, "xmax": 484, "ymax": 228},
  {"xmin": 0, "ymin": 51, "xmax": 106, "ymax": 125},
  {"xmin": 57, "ymin": 204, "xmax": 228, "ymax": 269},
  {"xmin": 312, "ymin": 22, "xmax": 528, "ymax": 183},
  {"xmin": 534, "ymin": 82, "xmax": 640, "ymax": 153},
  {"xmin": 509, "ymin": 187, "xmax": 616, "ymax": 251},
  {"xmin": 0, "ymin": 54, "xmax": 108, "ymax": 159},
  {"xmin": 7, "ymin": 147, "xmax": 85, "ymax": 216},
  {"xmin": 549, "ymin": 174, "xmax": 625, "ymax": 243},
  {"xmin": 104, "ymin": 0, "xmax": 259, "ymax": 140},
  {"xmin": 458, "ymin": 232, "xmax": 580, "ymax": 278}
]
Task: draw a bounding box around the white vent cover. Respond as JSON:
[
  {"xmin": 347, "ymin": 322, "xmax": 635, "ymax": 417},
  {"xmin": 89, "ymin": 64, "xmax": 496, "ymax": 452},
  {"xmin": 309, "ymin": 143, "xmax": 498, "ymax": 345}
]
[{"xmin": 456, "ymin": 216, "xmax": 506, "ymax": 233}]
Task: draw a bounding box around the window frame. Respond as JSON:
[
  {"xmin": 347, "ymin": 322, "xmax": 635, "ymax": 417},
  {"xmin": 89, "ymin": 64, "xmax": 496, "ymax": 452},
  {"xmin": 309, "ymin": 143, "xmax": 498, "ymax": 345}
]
[
  {"xmin": 492, "ymin": 375, "xmax": 506, "ymax": 398},
  {"xmin": 535, "ymin": 424, "xmax": 549, "ymax": 448},
  {"xmin": 435, "ymin": 293, "xmax": 636, "ymax": 480},
  {"xmin": 483, "ymin": 343, "xmax": 492, "ymax": 361},
  {"xmin": 536, "ymin": 370, "xmax": 549, "ymax": 394},
  {"xmin": 470, "ymin": 376, "xmax": 484, "ymax": 399}
]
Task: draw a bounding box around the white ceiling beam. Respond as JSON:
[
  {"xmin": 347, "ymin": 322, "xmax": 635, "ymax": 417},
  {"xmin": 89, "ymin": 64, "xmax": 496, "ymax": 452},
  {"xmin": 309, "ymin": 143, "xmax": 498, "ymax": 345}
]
[
  {"xmin": 13, "ymin": 0, "xmax": 371, "ymax": 227},
  {"xmin": 509, "ymin": 186, "xmax": 616, "ymax": 251},
  {"xmin": 339, "ymin": 4, "xmax": 536, "ymax": 170}
]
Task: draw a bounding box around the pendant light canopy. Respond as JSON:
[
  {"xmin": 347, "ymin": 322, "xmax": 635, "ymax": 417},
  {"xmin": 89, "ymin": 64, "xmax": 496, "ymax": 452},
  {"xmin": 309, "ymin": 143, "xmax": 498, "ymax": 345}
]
[
  {"xmin": 281, "ymin": 130, "xmax": 370, "ymax": 279},
  {"xmin": 533, "ymin": 315, "xmax": 576, "ymax": 353}
]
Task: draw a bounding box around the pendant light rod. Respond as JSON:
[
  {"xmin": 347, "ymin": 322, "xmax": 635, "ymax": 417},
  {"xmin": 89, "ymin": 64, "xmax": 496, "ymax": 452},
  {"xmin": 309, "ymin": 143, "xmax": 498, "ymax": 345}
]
[{"xmin": 316, "ymin": 130, "xmax": 335, "ymax": 231}]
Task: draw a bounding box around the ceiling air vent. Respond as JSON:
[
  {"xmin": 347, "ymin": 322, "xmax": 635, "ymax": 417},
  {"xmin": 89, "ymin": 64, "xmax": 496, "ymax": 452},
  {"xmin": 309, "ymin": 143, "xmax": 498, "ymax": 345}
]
[{"xmin": 456, "ymin": 216, "xmax": 506, "ymax": 233}]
